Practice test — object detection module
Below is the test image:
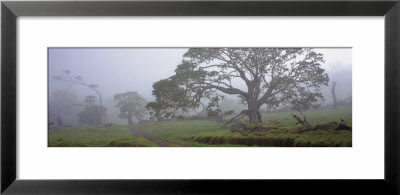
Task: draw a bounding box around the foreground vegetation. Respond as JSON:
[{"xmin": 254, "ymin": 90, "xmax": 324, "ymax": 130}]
[
  {"xmin": 49, "ymin": 106, "xmax": 351, "ymax": 147},
  {"xmin": 48, "ymin": 125, "xmax": 156, "ymax": 147}
]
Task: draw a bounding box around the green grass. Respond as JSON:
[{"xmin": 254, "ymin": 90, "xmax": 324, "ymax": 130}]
[
  {"xmin": 49, "ymin": 106, "xmax": 352, "ymax": 147},
  {"xmin": 108, "ymin": 138, "xmax": 157, "ymax": 147},
  {"xmin": 132, "ymin": 120, "xmax": 241, "ymax": 147},
  {"xmin": 133, "ymin": 105, "xmax": 352, "ymax": 147},
  {"xmin": 135, "ymin": 122, "xmax": 351, "ymax": 147},
  {"xmin": 49, "ymin": 125, "xmax": 155, "ymax": 147},
  {"xmin": 259, "ymin": 106, "xmax": 352, "ymax": 127}
]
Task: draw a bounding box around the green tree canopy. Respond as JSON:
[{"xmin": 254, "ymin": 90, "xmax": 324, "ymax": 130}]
[
  {"xmin": 147, "ymin": 48, "xmax": 329, "ymax": 123},
  {"xmin": 78, "ymin": 96, "xmax": 107, "ymax": 125},
  {"xmin": 114, "ymin": 91, "xmax": 147, "ymax": 125}
]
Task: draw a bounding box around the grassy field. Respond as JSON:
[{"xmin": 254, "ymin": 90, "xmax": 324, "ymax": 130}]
[
  {"xmin": 49, "ymin": 106, "xmax": 351, "ymax": 147},
  {"xmin": 260, "ymin": 106, "xmax": 352, "ymax": 127},
  {"xmin": 48, "ymin": 125, "xmax": 156, "ymax": 147}
]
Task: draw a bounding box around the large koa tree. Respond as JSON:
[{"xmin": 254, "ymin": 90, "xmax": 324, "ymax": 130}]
[
  {"xmin": 114, "ymin": 91, "xmax": 147, "ymax": 125},
  {"xmin": 147, "ymin": 48, "xmax": 329, "ymax": 123}
]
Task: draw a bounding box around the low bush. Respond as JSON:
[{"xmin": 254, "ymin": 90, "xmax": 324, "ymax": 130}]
[
  {"xmin": 190, "ymin": 135, "xmax": 295, "ymax": 146},
  {"xmin": 189, "ymin": 133, "xmax": 351, "ymax": 147},
  {"xmin": 49, "ymin": 139, "xmax": 88, "ymax": 147}
]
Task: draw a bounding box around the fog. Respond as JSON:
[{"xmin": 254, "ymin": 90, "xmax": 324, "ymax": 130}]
[{"xmin": 49, "ymin": 48, "xmax": 352, "ymax": 126}]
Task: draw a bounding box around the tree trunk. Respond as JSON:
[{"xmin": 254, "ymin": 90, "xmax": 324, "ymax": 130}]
[
  {"xmin": 247, "ymin": 99, "xmax": 262, "ymax": 123},
  {"xmin": 332, "ymin": 81, "xmax": 337, "ymax": 109},
  {"xmin": 92, "ymin": 88, "xmax": 103, "ymax": 106},
  {"xmin": 248, "ymin": 110, "xmax": 260, "ymax": 123},
  {"xmin": 127, "ymin": 112, "xmax": 133, "ymax": 125}
]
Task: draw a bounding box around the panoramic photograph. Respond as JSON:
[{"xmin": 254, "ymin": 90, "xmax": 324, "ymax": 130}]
[{"xmin": 48, "ymin": 48, "xmax": 352, "ymax": 147}]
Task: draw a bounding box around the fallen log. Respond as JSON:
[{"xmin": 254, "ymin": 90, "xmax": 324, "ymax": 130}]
[
  {"xmin": 291, "ymin": 114, "xmax": 312, "ymax": 129},
  {"xmin": 312, "ymin": 119, "xmax": 352, "ymax": 131}
]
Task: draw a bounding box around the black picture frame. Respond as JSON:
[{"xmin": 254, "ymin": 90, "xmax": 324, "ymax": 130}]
[{"xmin": 1, "ymin": 0, "xmax": 399, "ymax": 194}]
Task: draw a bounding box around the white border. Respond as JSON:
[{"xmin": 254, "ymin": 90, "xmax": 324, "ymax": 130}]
[{"xmin": 17, "ymin": 17, "xmax": 384, "ymax": 179}]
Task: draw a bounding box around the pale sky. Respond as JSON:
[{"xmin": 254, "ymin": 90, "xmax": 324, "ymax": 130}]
[
  {"xmin": 48, "ymin": 48, "xmax": 352, "ymax": 101},
  {"xmin": 314, "ymin": 48, "xmax": 352, "ymax": 72}
]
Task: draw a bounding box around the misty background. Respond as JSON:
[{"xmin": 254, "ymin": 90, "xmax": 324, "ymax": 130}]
[{"xmin": 48, "ymin": 48, "xmax": 352, "ymax": 126}]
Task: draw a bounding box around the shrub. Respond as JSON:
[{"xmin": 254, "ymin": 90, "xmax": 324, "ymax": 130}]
[{"xmin": 189, "ymin": 134, "xmax": 350, "ymax": 147}]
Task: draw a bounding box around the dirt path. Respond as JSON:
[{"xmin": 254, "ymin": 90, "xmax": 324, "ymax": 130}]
[{"xmin": 130, "ymin": 127, "xmax": 186, "ymax": 147}]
